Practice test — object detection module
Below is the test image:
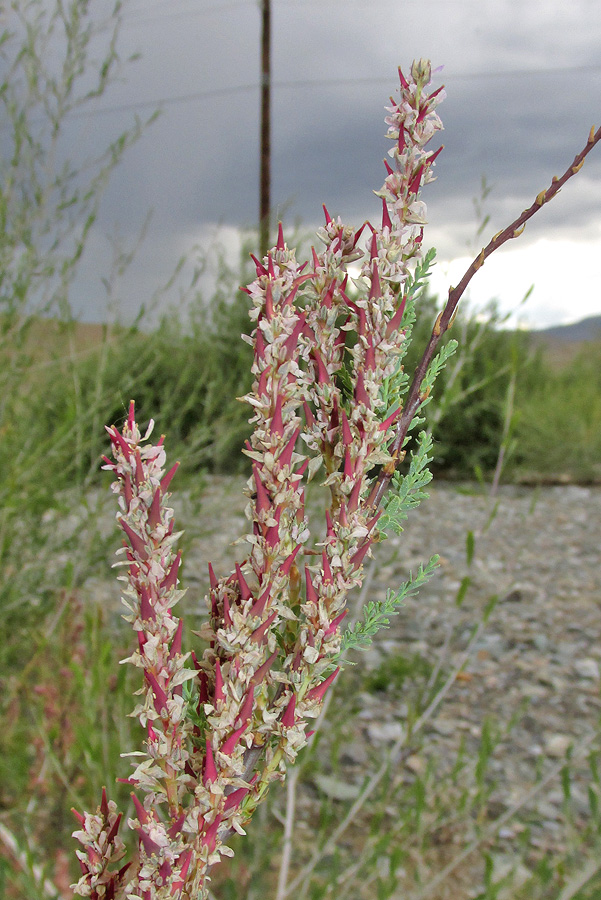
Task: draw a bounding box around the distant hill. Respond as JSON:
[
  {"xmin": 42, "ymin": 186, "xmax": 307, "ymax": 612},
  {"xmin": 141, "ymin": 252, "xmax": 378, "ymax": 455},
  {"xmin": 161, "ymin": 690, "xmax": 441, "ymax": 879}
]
[
  {"xmin": 531, "ymin": 315, "xmax": 601, "ymax": 344},
  {"xmin": 527, "ymin": 315, "xmax": 601, "ymax": 366}
]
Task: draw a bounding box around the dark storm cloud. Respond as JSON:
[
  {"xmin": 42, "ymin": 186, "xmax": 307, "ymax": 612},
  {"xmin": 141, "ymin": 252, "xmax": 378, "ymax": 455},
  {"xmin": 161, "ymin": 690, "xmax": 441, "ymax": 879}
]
[{"xmin": 60, "ymin": 0, "xmax": 601, "ymax": 321}]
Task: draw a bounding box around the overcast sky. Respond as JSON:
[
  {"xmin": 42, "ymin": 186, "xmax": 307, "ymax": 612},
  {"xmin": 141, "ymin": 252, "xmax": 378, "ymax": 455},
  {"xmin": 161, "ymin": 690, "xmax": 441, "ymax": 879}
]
[{"xmin": 54, "ymin": 0, "xmax": 601, "ymax": 327}]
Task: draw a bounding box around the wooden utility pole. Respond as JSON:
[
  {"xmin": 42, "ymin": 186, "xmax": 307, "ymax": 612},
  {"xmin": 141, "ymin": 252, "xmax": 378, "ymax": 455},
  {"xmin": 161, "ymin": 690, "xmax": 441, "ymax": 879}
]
[{"xmin": 259, "ymin": 0, "xmax": 271, "ymax": 258}]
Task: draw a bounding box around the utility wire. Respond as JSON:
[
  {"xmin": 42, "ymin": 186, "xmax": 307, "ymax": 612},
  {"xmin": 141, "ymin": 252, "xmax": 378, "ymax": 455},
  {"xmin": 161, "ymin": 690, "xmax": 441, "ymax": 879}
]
[{"xmin": 60, "ymin": 64, "xmax": 601, "ymax": 121}]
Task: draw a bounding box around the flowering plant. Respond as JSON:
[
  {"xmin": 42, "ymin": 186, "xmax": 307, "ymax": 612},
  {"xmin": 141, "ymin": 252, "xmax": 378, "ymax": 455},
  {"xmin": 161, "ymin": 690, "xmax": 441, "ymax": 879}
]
[{"xmin": 71, "ymin": 61, "xmax": 600, "ymax": 899}]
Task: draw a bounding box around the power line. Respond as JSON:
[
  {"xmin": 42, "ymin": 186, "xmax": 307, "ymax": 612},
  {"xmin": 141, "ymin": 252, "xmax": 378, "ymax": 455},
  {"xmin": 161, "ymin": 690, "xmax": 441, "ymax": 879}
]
[
  {"xmin": 63, "ymin": 64, "xmax": 601, "ymax": 121},
  {"xmin": 67, "ymin": 84, "xmax": 257, "ymax": 118}
]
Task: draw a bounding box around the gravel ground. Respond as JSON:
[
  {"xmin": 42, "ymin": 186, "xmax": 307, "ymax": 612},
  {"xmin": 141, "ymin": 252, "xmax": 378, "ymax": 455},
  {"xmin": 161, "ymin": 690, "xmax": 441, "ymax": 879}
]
[{"xmin": 82, "ymin": 475, "xmax": 601, "ymax": 898}]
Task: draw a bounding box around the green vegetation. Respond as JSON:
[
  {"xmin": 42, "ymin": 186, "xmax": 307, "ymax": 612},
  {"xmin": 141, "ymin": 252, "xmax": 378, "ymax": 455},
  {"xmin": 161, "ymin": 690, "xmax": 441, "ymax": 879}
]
[
  {"xmin": 363, "ymin": 651, "xmax": 436, "ymax": 693},
  {"xmin": 2, "ymin": 278, "xmax": 600, "ymax": 895},
  {"xmin": 1, "ymin": 1, "xmax": 600, "ymax": 896},
  {"xmin": 5, "ymin": 287, "xmax": 598, "ymax": 491},
  {"xmin": 511, "ymin": 340, "xmax": 601, "ymax": 483}
]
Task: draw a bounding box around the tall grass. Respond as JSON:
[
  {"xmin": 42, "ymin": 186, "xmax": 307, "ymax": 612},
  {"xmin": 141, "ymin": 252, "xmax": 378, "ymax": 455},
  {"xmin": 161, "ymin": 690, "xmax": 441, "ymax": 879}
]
[
  {"xmin": 6, "ymin": 288, "xmax": 595, "ymax": 491},
  {"xmin": 510, "ymin": 341, "xmax": 601, "ymax": 483}
]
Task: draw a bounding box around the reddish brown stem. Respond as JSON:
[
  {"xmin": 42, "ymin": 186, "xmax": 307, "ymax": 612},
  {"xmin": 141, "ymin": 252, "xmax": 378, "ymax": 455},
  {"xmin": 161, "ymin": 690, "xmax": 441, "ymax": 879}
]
[{"xmin": 366, "ymin": 124, "xmax": 601, "ymax": 512}]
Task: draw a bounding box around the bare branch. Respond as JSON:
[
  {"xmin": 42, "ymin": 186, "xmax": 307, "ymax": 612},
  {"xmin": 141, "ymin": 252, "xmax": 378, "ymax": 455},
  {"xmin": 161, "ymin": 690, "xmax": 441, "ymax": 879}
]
[{"xmin": 367, "ymin": 124, "xmax": 601, "ymax": 513}]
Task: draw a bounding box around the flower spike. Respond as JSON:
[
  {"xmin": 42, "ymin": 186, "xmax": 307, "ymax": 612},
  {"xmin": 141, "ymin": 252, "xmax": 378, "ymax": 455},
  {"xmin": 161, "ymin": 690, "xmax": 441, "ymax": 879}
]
[{"xmin": 80, "ymin": 59, "xmax": 601, "ymax": 899}]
